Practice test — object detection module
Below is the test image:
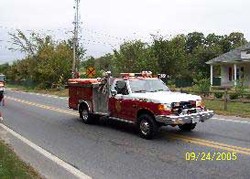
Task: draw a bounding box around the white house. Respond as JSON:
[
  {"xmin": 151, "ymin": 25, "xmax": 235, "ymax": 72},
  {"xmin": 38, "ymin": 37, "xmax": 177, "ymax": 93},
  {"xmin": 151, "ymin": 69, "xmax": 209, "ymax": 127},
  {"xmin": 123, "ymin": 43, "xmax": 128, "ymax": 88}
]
[{"xmin": 206, "ymin": 43, "xmax": 250, "ymax": 87}]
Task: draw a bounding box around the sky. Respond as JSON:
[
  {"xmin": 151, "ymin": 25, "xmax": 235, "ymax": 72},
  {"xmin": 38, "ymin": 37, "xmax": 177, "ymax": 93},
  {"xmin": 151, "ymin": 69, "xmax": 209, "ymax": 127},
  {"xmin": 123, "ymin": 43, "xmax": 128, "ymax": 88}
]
[{"xmin": 1, "ymin": 0, "xmax": 250, "ymax": 64}]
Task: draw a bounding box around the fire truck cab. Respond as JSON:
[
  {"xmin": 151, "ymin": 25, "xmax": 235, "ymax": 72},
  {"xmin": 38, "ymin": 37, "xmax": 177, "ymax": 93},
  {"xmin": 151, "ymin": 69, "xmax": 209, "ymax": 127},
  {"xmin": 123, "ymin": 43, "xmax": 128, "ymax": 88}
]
[{"xmin": 68, "ymin": 71, "xmax": 214, "ymax": 139}]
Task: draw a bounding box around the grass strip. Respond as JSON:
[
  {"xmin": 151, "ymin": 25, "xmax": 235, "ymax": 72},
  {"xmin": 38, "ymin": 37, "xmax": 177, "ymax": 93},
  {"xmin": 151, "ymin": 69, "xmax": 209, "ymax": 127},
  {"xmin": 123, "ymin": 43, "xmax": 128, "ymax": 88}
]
[
  {"xmin": 204, "ymin": 99, "xmax": 250, "ymax": 118},
  {"xmin": 0, "ymin": 140, "xmax": 41, "ymax": 179}
]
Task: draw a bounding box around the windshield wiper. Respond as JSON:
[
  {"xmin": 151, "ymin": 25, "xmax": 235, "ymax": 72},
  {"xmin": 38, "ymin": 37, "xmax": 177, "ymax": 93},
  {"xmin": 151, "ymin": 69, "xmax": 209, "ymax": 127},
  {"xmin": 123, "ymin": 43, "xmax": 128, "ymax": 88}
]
[
  {"xmin": 149, "ymin": 90, "xmax": 158, "ymax": 92},
  {"xmin": 134, "ymin": 90, "xmax": 147, "ymax": 93},
  {"xmin": 157, "ymin": 89, "xmax": 168, "ymax": 91},
  {"xmin": 149, "ymin": 89, "xmax": 166, "ymax": 92}
]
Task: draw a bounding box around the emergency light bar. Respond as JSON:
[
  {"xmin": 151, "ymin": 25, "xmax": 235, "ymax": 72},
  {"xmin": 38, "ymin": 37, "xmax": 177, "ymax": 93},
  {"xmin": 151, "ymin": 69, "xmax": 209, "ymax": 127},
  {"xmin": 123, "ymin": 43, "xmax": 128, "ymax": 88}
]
[
  {"xmin": 120, "ymin": 71, "xmax": 153, "ymax": 78},
  {"xmin": 141, "ymin": 71, "xmax": 152, "ymax": 77}
]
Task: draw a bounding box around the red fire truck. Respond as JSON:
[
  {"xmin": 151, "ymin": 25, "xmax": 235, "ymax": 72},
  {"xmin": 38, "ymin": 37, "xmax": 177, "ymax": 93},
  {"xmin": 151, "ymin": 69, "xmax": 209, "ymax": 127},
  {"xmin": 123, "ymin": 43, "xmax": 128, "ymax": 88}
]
[{"xmin": 68, "ymin": 71, "xmax": 214, "ymax": 139}]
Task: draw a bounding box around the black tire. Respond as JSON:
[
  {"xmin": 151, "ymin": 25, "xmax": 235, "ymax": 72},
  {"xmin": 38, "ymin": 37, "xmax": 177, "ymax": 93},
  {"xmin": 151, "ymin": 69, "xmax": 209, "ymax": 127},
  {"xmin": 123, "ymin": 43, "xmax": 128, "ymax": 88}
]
[
  {"xmin": 178, "ymin": 123, "xmax": 196, "ymax": 131},
  {"xmin": 138, "ymin": 114, "xmax": 159, "ymax": 139},
  {"xmin": 79, "ymin": 105, "xmax": 92, "ymax": 124}
]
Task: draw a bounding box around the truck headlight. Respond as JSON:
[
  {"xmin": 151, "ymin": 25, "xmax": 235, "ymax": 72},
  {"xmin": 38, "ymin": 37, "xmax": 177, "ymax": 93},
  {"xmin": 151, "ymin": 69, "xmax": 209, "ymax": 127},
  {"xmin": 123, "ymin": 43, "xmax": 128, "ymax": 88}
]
[
  {"xmin": 158, "ymin": 103, "xmax": 172, "ymax": 111},
  {"xmin": 196, "ymin": 100, "xmax": 204, "ymax": 107}
]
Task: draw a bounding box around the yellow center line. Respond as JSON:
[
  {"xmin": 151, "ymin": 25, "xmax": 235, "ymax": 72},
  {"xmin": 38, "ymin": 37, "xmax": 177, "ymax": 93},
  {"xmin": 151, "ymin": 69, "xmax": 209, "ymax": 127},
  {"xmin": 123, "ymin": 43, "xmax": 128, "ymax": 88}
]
[
  {"xmin": 6, "ymin": 96, "xmax": 250, "ymax": 156},
  {"xmin": 169, "ymin": 133, "xmax": 250, "ymax": 153},
  {"xmin": 169, "ymin": 135, "xmax": 250, "ymax": 156},
  {"xmin": 6, "ymin": 96, "xmax": 78, "ymax": 116}
]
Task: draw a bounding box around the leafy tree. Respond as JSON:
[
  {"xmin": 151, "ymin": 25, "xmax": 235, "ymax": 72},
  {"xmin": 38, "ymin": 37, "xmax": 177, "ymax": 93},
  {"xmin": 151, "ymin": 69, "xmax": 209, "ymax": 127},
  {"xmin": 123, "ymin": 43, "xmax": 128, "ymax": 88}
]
[
  {"xmin": 205, "ymin": 33, "xmax": 224, "ymax": 46},
  {"xmin": 113, "ymin": 40, "xmax": 158, "ymax": 75},
  {"xmin": 151, "ymin": 34, "xmax": 188, "ymax": 78},
  {"xmin": 6, "ymin": 30, "xmax": 248, "ymax": 89},
  {"xmin": 190, "ymin": 44, "xmax": 222, "ymax": 78},
  {"xmin": 185, "ymin": 32, "xmax": 205, "ymax": 53},
  {"xmin": 0, "ymin": 63, "xmax": 10, "ymax": 75},
  {"xmin": 219, "ymin": 32, "xmax": 247, "ymax": 53},
  {"xmin": 228, "ymin": 32, "xmax": 247, "ymax": 49},
  {"xmin": 7, "ymin": 30, "xmax": 85, "ymax": 88},
  {"xmin": 95, "ymin": 54, "xmax": 113, "ymax": 70}
]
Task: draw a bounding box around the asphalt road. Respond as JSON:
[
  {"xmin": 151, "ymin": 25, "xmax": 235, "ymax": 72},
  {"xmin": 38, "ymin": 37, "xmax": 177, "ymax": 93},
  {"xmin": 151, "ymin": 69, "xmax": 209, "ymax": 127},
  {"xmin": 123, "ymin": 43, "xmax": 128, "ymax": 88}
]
[{"xmin": 1, "ymin": 89, "xmax": 250, "ymax": 179}]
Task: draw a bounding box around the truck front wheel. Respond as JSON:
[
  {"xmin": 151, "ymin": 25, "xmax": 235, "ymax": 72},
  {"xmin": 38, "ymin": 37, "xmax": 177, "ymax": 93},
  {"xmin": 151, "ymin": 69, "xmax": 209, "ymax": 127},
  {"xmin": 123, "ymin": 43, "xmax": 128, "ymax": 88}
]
[
  {"xmin": 178, "ymin": 123, "xmax": 196, "ymax": 131},
  {"xmin": 138, "ymin": 114, "xmax": 159, "ymax": 139},
  {"xmin": 79, "ymin": 105, "xmax": 92, "ymax": 124}
]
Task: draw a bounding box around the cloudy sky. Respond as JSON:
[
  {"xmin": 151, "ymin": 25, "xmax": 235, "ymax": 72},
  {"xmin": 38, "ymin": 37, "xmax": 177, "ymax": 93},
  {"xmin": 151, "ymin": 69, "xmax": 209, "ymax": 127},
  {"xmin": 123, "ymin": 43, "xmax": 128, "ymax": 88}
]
[{"xmin": 0, "ymin": 0, "xmax": 250, "ymax": 64}]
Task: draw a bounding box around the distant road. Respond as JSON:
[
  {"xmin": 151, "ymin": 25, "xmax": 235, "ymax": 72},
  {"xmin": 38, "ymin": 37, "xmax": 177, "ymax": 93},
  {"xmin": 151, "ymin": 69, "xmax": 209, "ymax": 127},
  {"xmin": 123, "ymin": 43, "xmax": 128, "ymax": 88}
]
[{"xmin": 1, "ymin": 89, "xmax": 250, "ymax": 179}]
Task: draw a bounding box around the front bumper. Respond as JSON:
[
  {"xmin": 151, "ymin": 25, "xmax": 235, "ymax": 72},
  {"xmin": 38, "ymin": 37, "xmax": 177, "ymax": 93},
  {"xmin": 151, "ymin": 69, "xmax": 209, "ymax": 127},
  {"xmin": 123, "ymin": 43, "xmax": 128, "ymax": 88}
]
[{"xmin": 155, "ymin": 110, "xmax": 214, "ymax": 125}]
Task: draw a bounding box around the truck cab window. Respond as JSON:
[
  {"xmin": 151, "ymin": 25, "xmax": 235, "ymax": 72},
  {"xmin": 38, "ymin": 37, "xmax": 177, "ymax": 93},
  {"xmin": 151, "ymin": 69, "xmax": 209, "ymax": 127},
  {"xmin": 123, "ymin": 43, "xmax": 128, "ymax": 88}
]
[{"xmin": 115, "ymin": 80, "xmax": 129, "ymax": 95}]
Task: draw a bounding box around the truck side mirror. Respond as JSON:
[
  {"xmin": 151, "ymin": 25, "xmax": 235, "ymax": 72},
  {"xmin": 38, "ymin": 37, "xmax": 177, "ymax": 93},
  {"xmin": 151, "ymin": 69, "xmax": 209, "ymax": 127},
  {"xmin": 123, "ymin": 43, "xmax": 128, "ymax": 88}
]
[{"xmin": 111, "ymin": 90, "xmax": 117, "ymax": 96}]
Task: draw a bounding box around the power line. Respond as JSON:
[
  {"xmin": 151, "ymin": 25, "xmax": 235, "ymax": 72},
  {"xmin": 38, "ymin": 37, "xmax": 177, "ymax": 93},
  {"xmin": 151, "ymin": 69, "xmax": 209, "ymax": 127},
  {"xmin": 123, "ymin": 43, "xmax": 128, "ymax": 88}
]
[
  {"xmin": 80, "ymin": 38, "xmax": 120, "ymax": 49},
  {"xmin": 80, "ymin": 27, "xmax": 127, "ymax": 42},
  {"xmin": 0, "ymin": 24, "xmax": 137, "ymax": 45}
]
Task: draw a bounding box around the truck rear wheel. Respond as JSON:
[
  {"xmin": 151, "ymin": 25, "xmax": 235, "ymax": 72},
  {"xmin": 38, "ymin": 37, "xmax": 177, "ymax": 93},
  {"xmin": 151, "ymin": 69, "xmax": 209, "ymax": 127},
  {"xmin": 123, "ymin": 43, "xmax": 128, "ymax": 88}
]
[
  {"xmin": 138, "ymin": 114, "xmax": 159, "ymax": 139},
  {"xmin": 178, "ymin": 123, "xmax": 196, "ymax": 131},
  {"xmin": 79, "ymin": 105, "xmax": 92, "ymax": 124}
]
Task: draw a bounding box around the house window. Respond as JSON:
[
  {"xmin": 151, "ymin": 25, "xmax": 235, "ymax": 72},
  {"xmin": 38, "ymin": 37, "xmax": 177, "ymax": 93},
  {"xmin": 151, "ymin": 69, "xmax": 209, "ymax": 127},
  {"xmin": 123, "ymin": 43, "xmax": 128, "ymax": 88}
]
[
  {"xmin": 236, "ymin": 68, "xmax": 240, "ymax": 80},
  {"xmin": 235, "ymin": 67, "xmax": 244, "ymax": 80},
  {"xmin": 229, "ymin": 67, "xmax": 232, "ymax": 81},
  {"xmin": 240, "ymin": 67, "xmax": 244, "ymax": 79}
]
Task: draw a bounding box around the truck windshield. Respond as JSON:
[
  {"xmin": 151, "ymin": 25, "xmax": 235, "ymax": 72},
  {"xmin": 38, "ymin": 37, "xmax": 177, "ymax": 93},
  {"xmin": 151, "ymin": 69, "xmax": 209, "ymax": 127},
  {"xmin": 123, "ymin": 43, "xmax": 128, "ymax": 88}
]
[{"xmin": 129, "ymin": 79, "xmax": 170, "ymax": 93}]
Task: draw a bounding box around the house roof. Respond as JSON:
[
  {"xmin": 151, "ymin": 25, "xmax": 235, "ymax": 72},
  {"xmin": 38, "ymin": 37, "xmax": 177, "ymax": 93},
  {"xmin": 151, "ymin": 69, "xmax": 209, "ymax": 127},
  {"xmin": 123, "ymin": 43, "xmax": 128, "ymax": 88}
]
[{"xmin": 206, "ymin": 42, "xmax": 250, "ymax": 64}]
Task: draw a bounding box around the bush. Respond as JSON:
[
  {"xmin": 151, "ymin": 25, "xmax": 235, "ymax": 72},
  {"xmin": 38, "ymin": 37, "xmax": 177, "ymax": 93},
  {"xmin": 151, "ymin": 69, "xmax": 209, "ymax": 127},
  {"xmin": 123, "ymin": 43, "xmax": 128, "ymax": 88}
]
[
  {"xmin": 229, "ymin": 93, "xmax": 239, "ymax": 100},
  {"xmin": 214, "ymin": 92, "xmax": 223, "ymax": 99},
  {"xmin": 245, "ymin": 94, "xmax": 250, "ymax": 99},
  {"xmin": 193, "ymin": 78, "xmax": 210, "ymax": 96},
  {"xmin": 167, "ymin": 79, "xmax": 176, "ymax": 90},
  {"xmin": 235, "ymin": 79, "xmax": 247, "ymax": 98}
]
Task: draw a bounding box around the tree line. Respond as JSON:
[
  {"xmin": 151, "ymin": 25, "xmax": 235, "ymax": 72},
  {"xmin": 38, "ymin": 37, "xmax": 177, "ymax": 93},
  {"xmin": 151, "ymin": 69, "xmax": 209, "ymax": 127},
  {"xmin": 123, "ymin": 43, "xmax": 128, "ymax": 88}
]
[
  {"xmin": 0, "ymin": 30, "xmax": 85, "ymax": 88},
  {"xmin": 81, "ymin": 32, "xmax": 248, "ymax": 87},
  {"xmin": 0, "ymin": 30, "xmax": 248, "ymax": 89}
]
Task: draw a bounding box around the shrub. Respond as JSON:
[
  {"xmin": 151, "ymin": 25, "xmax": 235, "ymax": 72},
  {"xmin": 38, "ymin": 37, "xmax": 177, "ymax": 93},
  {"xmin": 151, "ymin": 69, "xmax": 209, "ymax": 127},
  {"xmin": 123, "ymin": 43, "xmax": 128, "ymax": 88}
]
[
  {"xmin": 245, "ymin": 94, "xmax": 250, "ymax": 99},
  {"xmin": 235, "ymin": 79, "xmax": 247, "ymax": 98},
  {"xmin": 229, "ymin": 93, "xmax": 239, "ymax": 100},
  {"xmin": 167, "ymin": 79, "xmax": 176, "ymax": 90},
  {"xmin": 214, "ymin": 92, "xmax": 223, "ymax": 99},
  {"xmin": 193, "ymin": 78, "xmax": 210, "ymax": 96}
]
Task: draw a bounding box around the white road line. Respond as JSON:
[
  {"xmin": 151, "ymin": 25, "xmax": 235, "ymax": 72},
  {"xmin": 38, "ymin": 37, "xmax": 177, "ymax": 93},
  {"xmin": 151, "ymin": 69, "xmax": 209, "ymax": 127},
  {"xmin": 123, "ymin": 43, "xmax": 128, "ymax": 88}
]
[
  {"xmin": 0, "ymin": 123, "xmax": 92, "ymax": 179},
  {"xmin": 212, "ymin": 117, "xmax": 250, "ymax": 124}
]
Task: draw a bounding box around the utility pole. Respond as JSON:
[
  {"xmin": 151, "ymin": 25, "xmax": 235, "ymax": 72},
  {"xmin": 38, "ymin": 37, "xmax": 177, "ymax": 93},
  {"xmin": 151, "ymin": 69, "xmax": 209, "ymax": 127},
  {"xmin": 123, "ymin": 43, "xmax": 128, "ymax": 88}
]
[{"xmin": 72, "ymin": 0, "xmax": 80, "ymax": 78}]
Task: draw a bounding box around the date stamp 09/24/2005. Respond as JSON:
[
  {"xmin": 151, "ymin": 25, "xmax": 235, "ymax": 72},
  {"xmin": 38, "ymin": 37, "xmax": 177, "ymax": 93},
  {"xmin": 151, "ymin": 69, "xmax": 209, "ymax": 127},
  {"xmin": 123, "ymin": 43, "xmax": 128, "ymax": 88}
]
[{"xmin": 185, "ymin": 151, "xmax": 238, "ymax": 161}]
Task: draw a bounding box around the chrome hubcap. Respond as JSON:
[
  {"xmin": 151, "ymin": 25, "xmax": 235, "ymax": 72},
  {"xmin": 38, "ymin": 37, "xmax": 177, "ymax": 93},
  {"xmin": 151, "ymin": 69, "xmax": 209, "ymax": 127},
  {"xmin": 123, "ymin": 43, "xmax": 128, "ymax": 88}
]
[
  {"xmin": 81, "ymin": 110, "xmax": 88, "ymax": 121},
  {"xmin": 140, "ymin": 119, "xmax": 150, "ymax": 135}
]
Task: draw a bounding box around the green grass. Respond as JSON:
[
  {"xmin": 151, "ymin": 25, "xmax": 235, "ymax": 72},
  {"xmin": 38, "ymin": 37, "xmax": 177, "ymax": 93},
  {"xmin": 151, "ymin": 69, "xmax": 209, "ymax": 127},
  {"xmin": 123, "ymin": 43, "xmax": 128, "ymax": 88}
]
[
  {"xmin": 0, "ymin": 140, "xmax": 41, "ymax": 178},
  {"xmin": 205, "ymin": 99, "xmax": 250, "ymax": 118}
]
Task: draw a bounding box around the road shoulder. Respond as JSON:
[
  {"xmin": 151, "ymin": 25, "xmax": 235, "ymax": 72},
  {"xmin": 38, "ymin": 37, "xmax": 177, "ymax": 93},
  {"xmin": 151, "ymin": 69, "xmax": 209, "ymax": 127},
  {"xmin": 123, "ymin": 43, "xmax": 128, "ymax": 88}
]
[{"xmin": 0, "ymin": 123, "xmax": 90, "ymax": 179}]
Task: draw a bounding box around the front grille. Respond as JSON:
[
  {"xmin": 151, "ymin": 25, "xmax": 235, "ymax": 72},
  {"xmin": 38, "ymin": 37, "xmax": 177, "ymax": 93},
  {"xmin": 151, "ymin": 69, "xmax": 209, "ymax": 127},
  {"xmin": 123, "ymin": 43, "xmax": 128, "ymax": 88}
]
[{"xmin": 171, "ymin": 101, "xmax": 196, "ymax": 115}]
